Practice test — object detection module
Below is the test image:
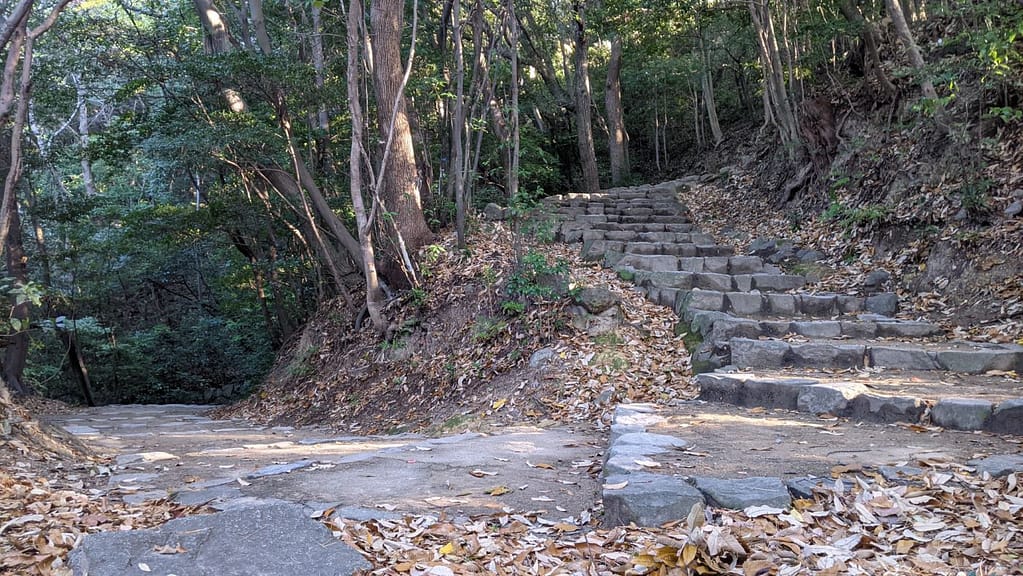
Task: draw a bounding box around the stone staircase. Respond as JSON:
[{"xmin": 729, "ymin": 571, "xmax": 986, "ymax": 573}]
[{"xmin": 543, "ymin": 179, "xmax": 1023, "ymax": 437}]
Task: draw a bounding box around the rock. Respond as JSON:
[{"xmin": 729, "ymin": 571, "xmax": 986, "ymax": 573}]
[
  {"xmin": 987, "ymin": 398, "xmax": 1023, "ymax": 435},
  {"xmin": 1005, "ymin": 199, "xmax": 1023, "ymax": 218},
  {"xmin": 70, "ymin": 502, "xmax": 371, "ymax": 576},
  {"xmin": 864, "ymin": 293, "xmax": 899, "ymax": 317},
  {"xmin": 691, "ymin": 476, "xmax": 791, "ymax": 509},
  {"xmin": 797, "ymin": 382, "xmax": 869, "ymax": 415},
  {"xmin": 602, "ymin": 473, "xmax": 705, "ymax": 527},
  {"xmin": 483, "ymin": 202, "xmax": 509, "ymax": 220},
  {"xmin": 863, "ymin": 269, "xmax": 891, "ymax": 290},
  {"xmin": 575, "ymin": 287, "xmax": 620, "ymax": 314},
  {"xmin": 879, "ymin": 465, "xmax": 923, "ymax": 482},
  {"xmin": 785, "ymin": 477, "xmax": 826, "ymax": 500},
  {"xmin": 968, "ymin": 454, "xmax": 1023, "ymax": 477},
  {"xmin": 529, "ymin": 347, "xmax": 557, "ymax": 368},
  {"xmin": 796, "ymin": 248, "xmax": 823, "ymax": 262},
  {"xmin": 930, "ymin": 398, "xmax": 993, "ymax": 431},
  {"xmin": 730, "ymin": 338, "xmax": 789, "ymax": 369},
  {"xmin": 749, "ymin": 238, "xmax": 780, "ymax": 256},
  {"xmin": 613, "ymin": 432, "xmax": 689, "ymax": 451}
]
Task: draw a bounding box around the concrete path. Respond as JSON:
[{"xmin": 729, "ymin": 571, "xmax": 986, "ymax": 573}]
[{"xmin": 47, "ymin": 405, "xmax": 603, "ymax": 575}]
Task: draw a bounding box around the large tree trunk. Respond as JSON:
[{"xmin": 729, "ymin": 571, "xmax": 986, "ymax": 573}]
[
  {"xmin": 884, "ymin": 0, "xmax": 938, "ymax": 100},
  {"xmin": 371, "ymin": 0, "xmax": 433, "ymax": 265},
  {"xmin": 605, "ymin": 35, "xmax": 629, "ymax": 185},
  {"xmin": 506, "ymin": 0, "xmax": 521, "ymax": 202},
  {"xmin": 572, "ymin": 0, "xmax": 599, "ymax": 194}
]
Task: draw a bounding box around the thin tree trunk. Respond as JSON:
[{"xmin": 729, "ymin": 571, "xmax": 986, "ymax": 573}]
[
  {"xmin": 572, "ymin": 0, "xmax": 599, "ymax": 194},
  {"xmin": 837, "ymin": 0, "xmax": 896, "ymax": 98},
  {"xmin": 59, "ymin": 325, "xmax": 95, "ymax": 407},
  {"xmin": 3, "ymin": 208, "xmax": 31, "ymax": 396},
  {"xmin": 884, "ymin": 0, "xmax": 938, "ymax": 100},
  {"xmin": 507, "ymin": 0, "xmax": 520, "ymax": 201},
  {"xmin": 605, "ymin": 35, "xmax": 629, "ymax": 184},
  {"xmin": 73, "ymin": 75, "xmax": 98, "ymax": 196},
  {"xmin": 349, "ymin": 0, "xmax": 386, "ymax": 333},
  {"xmin": 748, "ymin": 0, "xmax": 800, "ymax": 157},
  {"xmin": 452, "ymin": 0, "xmax": 467, "ymax": 248}
]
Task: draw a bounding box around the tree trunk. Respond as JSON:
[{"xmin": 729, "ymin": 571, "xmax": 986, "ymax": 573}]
[
  {"xmin": 837, "ymin": 0, "xmax": 896, "ymax": 98},
  {"xmin": 572, "ymin": 0, "xmax": 599, "ymax": 194},
  {"xmin": 748, "ymin": 0, "xmax": 801, "ymax": 157},
  {"xmin": 73, "ymin": 75, "xmax": 98, "ymax": 196},
  {"xmin": 371, "ymin": 0, "xmax": 433, "ymax": 259},
  {"xmin": 452, "ymin": 0, "xmax": 467, "ymax": 248},
  {"xmin": 605, "ymin": 35, "xmax": 629, "ymax": 185},
  {"xmin": 506, "ymin": 0, "xmax": 521, "ymax": 201},
  {"xmin": 884, "ymin": 0, "xmax": 938, "ymax": 100},
  {"xmin": 3, "ymin": 208, "xmax": 31, "ymax": 396},
  {"xmin": 349, "ymin": 0, "xmax": 387, "ymax": 333}
]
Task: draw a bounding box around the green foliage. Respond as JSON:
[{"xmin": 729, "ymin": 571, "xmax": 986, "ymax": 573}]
[
  {"xmin": 472, "ymin": 316, "xmax": 508, "ymax": 342},
  {"xmin": 506, "ymin": 250, "xmax": 569, "ymax": 301},
  {"xmin": 957, "ymin": 178, "xmax": 993, "ymax": 214},
  {"xmin": 500, "ymin": 300, "xmax": 525, "ymax": 316},
  {"xmin": 822, "ymin": 201, "xmax": 889, "ymax": 231}
]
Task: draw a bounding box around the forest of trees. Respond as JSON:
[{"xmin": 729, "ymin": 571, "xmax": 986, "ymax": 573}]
[{"xmin": 0, "ymin": 0, "xmax": 1020, "ymax": 409}]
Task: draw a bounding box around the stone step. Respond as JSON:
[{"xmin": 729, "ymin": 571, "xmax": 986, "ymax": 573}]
[
  {"xmin": 602, "ymin": 402, "xmax": 1023, "ymax": 527},
  {"xmin": 584, "ymin": 241, "xmax": 733, "ymax": 262},
  {"xmin": 590, "ymin": 222, "xmax": 698, "ymax": 233},
  {"xmin": 583, "ymin": 231, "xmax": 713, "ymax": 244},
  {"xmin": 674, "ymin": 288, "xmax": 896, "ymax": 318},
  {"xmin": 696, "ymin": 369, "xmax": 1023, "ymax": 434},
  {"xmin": 608, "ymin": 247, "xmax": 737, "ymax": 270},
  {"xmin": 725, "ymin": 337, "xmax": 1023, "ymax": 374},
  {"xmin": 685, "ymin": 310, "xmax": 945, "ymax": 342}
]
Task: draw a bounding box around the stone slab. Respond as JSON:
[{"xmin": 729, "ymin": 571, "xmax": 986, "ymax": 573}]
[
  {"xmin": 691, "ymin": 476, "xmax": 792, "ymax": 509},
  {"xmin": 70, "ymin": 502, "xmax": 370, "ymax": 576},
  {"xmin": 602, "ymin": 473, "xmax": 705, "ymax": 527}
]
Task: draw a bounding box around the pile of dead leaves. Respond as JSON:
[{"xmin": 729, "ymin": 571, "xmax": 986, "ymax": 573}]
[
  {"xmin": 0, "ymin": 444, "xmax": 208, "ymax": 576},
  {"xmin": 220, "ymin": 222, "xmax": 695, "ymax": 434},
  {"xmin": 323, "ymin": 464, "xmax": 1021, "ymax": 575}
]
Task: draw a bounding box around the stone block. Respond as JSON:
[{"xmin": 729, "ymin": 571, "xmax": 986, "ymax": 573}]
[
  {"xmin": 741, "ymin": 378, "xmax": 817, "ymax": 410},
  {"xmin": 617, "ymin": 254, "xmax": 679, "ymax": 272},
  {"xmin": 695, "ymin": 272, "xmax": 734, "ymax": 292},
  {"xmin": 681, "ymin": 289, "xmax": 726, "ymax": 313},
  {"xmin": 691, "ymin": 477, "xmax": 792, "ymax": 510},
  {"xmin": 849, "ymin": 394, "xmax": 926, "ymax": 423},
  {"xmin": 725, "ymin": 292, "xmax": 765, "ymax": 316},
  {"xmin": 864, "ymin": 293, "xmax": 899, "ymax": 317},
  {"xmin": 790, "ymin": 343, "xmax": 865, "ymax": 369},
  {"xmin": 605, "ymin": 231, "xmax": 638, "ymax": 242},
  {"xmin": 708, "ymin": 317, "xmax": 763, "ymax": 341},
  {"xmin": 703, "ymin": 257, "xmax": 730, "ymax": 274},
  {"xmin": 839, "ymin": 321, "xmax": 878, "ymax": 339},
  {"xmin": 836, "ymin": 296, "xmax": 864, "ymax": 314},
  {"xmin": 728, "ymin": 256, "xmax": 764, "ymax": 274},
  {"xmin": 602, "ymin": 473, "xmax": 705, "ymax": 527},
  {"xmin": 687, "ymin": 310, "xmax": 732, "ymax": 337},
  {"xmin": 869, "ymin": 346, "xmax": 940, "ymax": 370},
  {"xmin": 624, "ymin": 242, "xmax": 660, "ymax": 255},
  {"xmin": 759, "ymin": 320, "xmax": 792, "ymax": 337},
  {"xmin": 765, "ymin": 294, "xmax": 797, "ymax": 316},
  {"xmin": 931, "ymin": 398, "xmax": 993, "ymax": 431},
  {"xmin": 614, "ymin": 432, "xmax": 689, "ymax": 451},
  {"xmin": 751, "ymin": 274, "xmax": 805, "ymax": 292},
  {"xmin": 730, "ymin": 338, "xmax": 789, "ymax": 369},
  {"xmin": 732, "ymin": 274, "xmax": 754, "ymax": 292},
  {"xmin": 696, "ymin": 373, "xmax": 743, "ymax": 404},
  {"xmin": 935, "ymin": 348, "xmax": 1023, "ymax": 374},
  {"xmin": 797, "ymin": 382, "xmax": 869, "ymax": 415},
  {"xmin": 876, "ymin": 321, "xmax": 943, "ymax": 338},
  {"xmin": 799, "ymin": 295, "xmax": 837, "ymax": 317},
  {"xmin": 678, "ymin": 257, "xmax": 705, "ymax": 272},
  {"xmin": 790, "ymin": 321, "xmax": 842, "ymax": 339},
  {"xmin": 988, "ymin": 398, "xmax": 1023, "ymax": 435}
]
